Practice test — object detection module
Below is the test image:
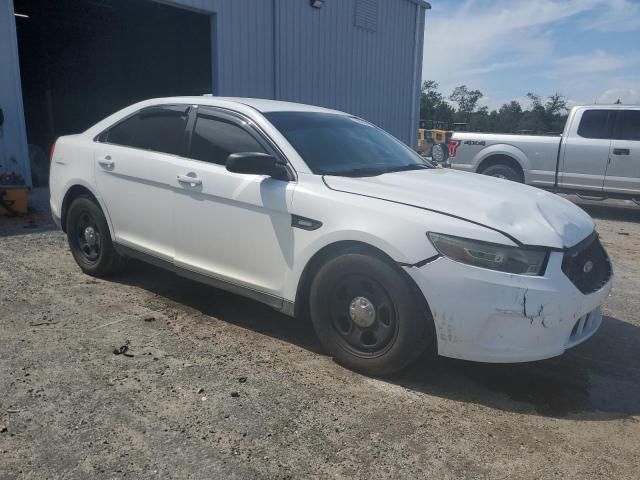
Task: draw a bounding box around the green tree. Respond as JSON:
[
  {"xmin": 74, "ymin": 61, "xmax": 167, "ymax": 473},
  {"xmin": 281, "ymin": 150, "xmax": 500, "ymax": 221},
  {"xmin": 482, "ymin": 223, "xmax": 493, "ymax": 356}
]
[
  {"xmin": 420, "ymin": 80, "xmax": 455, "ymax": 127},
  {"xmin": 545, "ymin": 93, "xmax": 568, "ymax": 133},
  {"xmin": 495, "ymin": 101, "xmax": 523, "ymax": 133},
  {"xmin": 449, "ymin": 85, "xmax": 484, "ymax": 121}
]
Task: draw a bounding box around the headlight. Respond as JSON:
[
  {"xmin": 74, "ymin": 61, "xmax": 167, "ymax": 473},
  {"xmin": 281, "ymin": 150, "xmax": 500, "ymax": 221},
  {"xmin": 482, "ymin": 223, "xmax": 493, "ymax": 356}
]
[{"xmin": 428, "ymin": 232, "xmax": 548, "ymax": 276}]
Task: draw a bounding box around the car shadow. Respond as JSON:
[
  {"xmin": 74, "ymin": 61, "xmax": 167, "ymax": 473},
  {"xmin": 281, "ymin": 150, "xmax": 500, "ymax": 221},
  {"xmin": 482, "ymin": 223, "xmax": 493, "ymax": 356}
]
[
  {"xmin": 573, "ymin": 200, "xmax": 640, "ymax": 223},
  {"xmin": 388, "ymin": 313, "xmax": 640, "ymax": 419},
  {"xmin": 110, "ymin": 261, "xmax": 640, "ymax": 420}
]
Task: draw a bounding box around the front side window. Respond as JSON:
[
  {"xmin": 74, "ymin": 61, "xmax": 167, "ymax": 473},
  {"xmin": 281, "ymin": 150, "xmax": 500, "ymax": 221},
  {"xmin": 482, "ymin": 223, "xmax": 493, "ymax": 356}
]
[
  {"xmin": 264, "ymin": 111, "xmax": 431, "ymax": 176},
  {"xmin": 188, "ymin": 114, "xmax": 266, "ymax": 165},
  {"xmin": 613, "ymin": 110, "xmax": 640, "ymax": 141},
  {"xmin": 577, "ymin": 110, "xmax": 611, "ymax": 139},
  {"xmin": 102, "ymin": 106, "xmax": 189, "ymax": 156}
]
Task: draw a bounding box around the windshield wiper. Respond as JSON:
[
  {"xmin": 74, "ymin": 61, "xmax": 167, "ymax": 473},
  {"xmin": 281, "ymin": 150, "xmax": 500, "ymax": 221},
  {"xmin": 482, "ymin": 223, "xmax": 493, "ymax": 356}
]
[
  {"xmin": 323, "ymin": 167, "xmax": 387, "ymax": 177},
  {"xmin": 383, "ymin": 163, "xmax": 432, "ymax": 173},
  {"xmin": 322, "ymin": 163, "xmax": 431, "ymax": 178}
]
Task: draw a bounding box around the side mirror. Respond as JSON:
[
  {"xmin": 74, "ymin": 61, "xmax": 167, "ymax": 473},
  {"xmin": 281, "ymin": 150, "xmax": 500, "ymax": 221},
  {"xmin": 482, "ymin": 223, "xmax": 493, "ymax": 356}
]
[{"xmin": 225, "ymin": 152, "xmax": 289, "ymax": 180}]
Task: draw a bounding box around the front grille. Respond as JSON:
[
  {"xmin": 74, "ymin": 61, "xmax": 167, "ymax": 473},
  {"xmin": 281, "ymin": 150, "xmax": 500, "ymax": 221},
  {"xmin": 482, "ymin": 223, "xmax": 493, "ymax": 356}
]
[{"xmin": 562, "ymin": 233, "xmax": 612, "ymax": 294}]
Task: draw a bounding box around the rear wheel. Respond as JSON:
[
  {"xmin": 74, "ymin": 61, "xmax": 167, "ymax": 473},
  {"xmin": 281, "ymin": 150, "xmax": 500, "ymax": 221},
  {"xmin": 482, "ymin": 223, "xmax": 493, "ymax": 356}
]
[
  {"xmin": 66, "ymin": 196, "xmax": 127, "ymax": 276},
  {"xmin": 481, "ymin": 163, "xmax": 523, "ymax": 182},
  {"xmin": 310, "ymin": 252, "xmax": 432, "ymax": 376}
]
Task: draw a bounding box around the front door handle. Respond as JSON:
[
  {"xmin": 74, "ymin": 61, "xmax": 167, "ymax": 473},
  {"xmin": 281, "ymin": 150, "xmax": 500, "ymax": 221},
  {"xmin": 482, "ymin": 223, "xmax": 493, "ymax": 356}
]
[
  {"xmin": 177, "ymin": 173, "xmax": 202, "ymax": 186},
  {"xmin": 613, "ymin": 148, "xmax": 630, "ymax": 155},
  {"xmin": 98, "ymin": 155, "xmax": 115, "ymax": 168}
]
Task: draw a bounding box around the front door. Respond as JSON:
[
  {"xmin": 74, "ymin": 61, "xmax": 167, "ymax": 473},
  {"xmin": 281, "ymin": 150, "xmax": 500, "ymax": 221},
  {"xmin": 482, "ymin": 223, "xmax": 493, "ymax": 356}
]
[
  {"xmin": 94, "ymin": 105, "xmax": 189, "ymax": 260},
  {"xmin": 173, "ymin": 107, "xmax": 295, "ymax": 298},
  {"xmin": 559, "ymin": 109, "xmax": 612, "ymax": 192},
  {"xmin": 604, "ymin": 109, "xmax": 640, "ymax": 195}
]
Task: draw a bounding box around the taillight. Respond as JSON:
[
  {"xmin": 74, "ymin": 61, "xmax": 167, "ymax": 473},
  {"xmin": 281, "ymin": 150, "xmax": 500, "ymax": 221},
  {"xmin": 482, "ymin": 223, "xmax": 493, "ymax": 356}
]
[
  {"xmin": 49, "ymin": 142, "xmax": 56, "ymax": 163},
  {"xmin": 448, "ymin": 140, "xmax": 461, "ymax": 158}
]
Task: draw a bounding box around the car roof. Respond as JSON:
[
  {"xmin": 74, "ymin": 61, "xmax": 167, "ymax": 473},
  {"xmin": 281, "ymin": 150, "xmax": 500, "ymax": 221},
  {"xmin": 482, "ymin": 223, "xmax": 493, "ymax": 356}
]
[{"xmin": 154, "ymin": 96, "xmax": 347, "ymax": 115}]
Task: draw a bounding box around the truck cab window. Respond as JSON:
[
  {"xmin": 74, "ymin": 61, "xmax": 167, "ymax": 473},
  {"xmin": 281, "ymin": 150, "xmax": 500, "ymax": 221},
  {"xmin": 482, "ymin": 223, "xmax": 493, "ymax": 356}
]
[
  {"xmin": 613, "ymin": 110, "xmax": 640, "ymax": 141},
  {"xmin": 577, "ymin": 110, "xmax": 611, "ymax": 139}
]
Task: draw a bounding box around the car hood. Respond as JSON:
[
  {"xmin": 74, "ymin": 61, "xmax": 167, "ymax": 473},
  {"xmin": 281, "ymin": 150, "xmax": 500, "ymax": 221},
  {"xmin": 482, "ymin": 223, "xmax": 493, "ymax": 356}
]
[{"xmin": 323, "ymin": 168, "xmax": 594, "ymax": 249}]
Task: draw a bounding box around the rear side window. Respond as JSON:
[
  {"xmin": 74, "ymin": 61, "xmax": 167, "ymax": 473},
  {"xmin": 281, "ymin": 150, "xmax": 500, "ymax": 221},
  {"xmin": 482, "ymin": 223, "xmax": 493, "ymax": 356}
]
[
  {"xmin": 577, "ymin": 110, "xmax": 611, "ymax": 139},
  {"xmin": 188, "ymin": 114, "xmax": 266, "ymax": 165},
  {"xmin": 613, "ymin": 110, "xmax": 640, "ymax": 141},
  {"xmin": 102, "ymin": 106, "xmax": 189, "ymax": 156}
]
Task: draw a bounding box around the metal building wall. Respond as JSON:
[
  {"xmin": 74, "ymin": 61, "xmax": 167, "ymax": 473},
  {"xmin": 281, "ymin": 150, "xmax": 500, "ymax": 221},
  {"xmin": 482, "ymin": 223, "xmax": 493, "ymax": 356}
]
[
  {"xmin": 0, "ymin": 0, "xmax": 30, "ymax": 183},
  {"xmin": 166, "ymin": 0, "xmax": 427, "ymax": 145},
  {"xmin": 0, "ymin": 0, "xmax": 426, "ymax": 183}
]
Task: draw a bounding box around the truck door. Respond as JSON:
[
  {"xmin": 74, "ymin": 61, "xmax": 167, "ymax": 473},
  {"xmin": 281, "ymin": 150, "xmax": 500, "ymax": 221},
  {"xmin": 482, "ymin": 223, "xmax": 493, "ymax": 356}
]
[
  {"xmin": 559, "ymin": 109, "xmax": 613, "ymax": 192},
  {"xmin": 604, "ymin": 109, "xmax": 640, "ymax": 196}
]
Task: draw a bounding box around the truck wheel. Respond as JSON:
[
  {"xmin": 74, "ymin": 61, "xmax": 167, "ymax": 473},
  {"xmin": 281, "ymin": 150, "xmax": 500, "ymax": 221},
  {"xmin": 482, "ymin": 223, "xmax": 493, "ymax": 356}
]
[
  {"xmin": 481, "ymin": 164, "xmax": 523, "ymax": 183},
  {"xmin": 431, "ymin": 143, "xmax": 448, "ymax": 164},
  {"xmin": 309, "ymin": 252, "xmax": 433, "ymax": 376},
  {"xmin": 66, "ymin": 196, "xmax": 127, "ymax": 277}
]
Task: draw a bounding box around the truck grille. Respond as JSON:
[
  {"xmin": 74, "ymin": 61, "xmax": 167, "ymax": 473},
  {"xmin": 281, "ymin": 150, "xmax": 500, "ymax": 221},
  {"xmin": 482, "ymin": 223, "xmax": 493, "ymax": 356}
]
[{"xmin": 562, "ymin": 233, "xmax": 611, "ymax": 294}]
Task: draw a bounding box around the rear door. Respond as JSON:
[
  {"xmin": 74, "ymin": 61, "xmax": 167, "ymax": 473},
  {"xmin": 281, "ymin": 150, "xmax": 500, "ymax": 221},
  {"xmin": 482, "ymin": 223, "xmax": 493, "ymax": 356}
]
[
  {"xmin": 559, "ymin": 109, "xmax": 613, "ymax": 191},
  {"xmin": 604, "ymin": 109, "xmax": 640, "ymax": 195},
  {"xmin": 172, "ymin": 106, "xmax": 295, "ymax": 298},
  {"xmin": 94, "ymin": 105, "xmax": 189, "ymax": 260}
]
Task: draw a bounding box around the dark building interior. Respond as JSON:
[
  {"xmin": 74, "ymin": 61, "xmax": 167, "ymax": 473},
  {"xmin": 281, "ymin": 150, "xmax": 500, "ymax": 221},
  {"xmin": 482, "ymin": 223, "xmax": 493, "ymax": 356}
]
[{"xmin": 14, "ymin": 0, "xmax": 213, "ymax": 184}]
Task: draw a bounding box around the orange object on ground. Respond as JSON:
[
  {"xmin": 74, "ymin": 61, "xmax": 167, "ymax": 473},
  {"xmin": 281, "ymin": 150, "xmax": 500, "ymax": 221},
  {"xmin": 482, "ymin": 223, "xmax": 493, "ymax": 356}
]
[{"xmin": 0, "ymin": 186, "xmax": 29, "ymax": 215}]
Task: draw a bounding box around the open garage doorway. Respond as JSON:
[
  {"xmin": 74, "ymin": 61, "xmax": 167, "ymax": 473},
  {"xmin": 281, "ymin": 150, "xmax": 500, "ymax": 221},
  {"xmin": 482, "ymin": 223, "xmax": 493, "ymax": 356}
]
[{"xmin": 14, "ymin": 0, "xmax": 213, "ymax": 185}]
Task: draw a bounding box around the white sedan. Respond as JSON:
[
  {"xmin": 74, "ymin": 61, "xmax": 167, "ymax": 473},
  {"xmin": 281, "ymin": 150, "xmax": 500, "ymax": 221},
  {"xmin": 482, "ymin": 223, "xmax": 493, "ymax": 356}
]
[{"xmin": 49, "ymin": 97, "xmax": 613, "ymax": 375}]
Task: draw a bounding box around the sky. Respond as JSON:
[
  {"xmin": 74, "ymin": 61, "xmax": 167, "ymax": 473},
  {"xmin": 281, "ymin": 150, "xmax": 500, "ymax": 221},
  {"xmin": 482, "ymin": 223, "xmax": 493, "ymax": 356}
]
[{"xmin": 423, "ymin": 0, "xmax": 640, "ymax": 111}]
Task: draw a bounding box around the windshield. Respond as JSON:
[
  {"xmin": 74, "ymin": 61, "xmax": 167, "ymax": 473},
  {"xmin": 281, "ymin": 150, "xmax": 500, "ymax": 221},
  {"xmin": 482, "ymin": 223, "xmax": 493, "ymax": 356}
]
[{"xmin": 264, "ymin": 111, "xmax": 433, "ymax": 176}]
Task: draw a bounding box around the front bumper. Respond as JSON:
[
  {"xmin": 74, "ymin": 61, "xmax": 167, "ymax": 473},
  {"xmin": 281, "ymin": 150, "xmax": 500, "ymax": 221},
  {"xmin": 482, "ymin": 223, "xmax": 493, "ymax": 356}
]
[{"xmin": 404, "ymin": 252, "xmax": 613, "ymax": 363}]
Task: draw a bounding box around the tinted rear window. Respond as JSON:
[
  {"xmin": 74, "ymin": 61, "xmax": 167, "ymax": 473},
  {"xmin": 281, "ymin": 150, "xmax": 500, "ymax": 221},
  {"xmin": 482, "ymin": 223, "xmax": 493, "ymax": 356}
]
[
  {"xmin": 613, "ymin": 110, "xmax": 640, "ymax": 141},
  {"xmin": 577, "ymin": 110, "xmax": 611, "ymax": 139},
  {"xmin": 103, "ymin": 106, "xmax": 188, "ymax": 156}
]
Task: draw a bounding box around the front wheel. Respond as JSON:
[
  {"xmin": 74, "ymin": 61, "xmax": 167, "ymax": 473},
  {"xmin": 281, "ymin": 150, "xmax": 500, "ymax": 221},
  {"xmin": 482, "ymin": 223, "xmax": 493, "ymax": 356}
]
[
  {"xmin": 309, "ymin": 252, "xmax": 433, "ymax": 376},
  {"xmin": 66, "ymin": 196, "xmax": 127, "ymax": 276}
]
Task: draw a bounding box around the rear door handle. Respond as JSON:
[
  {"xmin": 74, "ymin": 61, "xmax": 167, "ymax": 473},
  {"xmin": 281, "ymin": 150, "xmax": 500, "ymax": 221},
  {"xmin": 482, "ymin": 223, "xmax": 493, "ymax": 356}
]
[
  {"xmin": 613, "ymin": 148, "xmax": 630, "ymax": 155},
  {"xmin": 98, "ymin": 155, "xmax": 115, "ymax": 168},
  {"xmin": 177, "ymin": 174, "xmax": 202, "ymax": 186}
]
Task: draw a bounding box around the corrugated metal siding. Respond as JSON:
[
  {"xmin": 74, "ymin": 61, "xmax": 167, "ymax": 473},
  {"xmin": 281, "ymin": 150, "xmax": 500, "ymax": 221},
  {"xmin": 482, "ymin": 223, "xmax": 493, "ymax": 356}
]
[
  {"xmin": 0, "ymin": 0, "xmax": 30, "ymax": 182},
  {"xmin": 0, "ymin": 0, "xmax": 424, "ymax": 181},
  {"xmin": 165, "ymin": 0, "xmax": 422, "ymax": 144},
  {"xmin": 275, "ymin": 0, "xmax": 419, "ymax": 142}
]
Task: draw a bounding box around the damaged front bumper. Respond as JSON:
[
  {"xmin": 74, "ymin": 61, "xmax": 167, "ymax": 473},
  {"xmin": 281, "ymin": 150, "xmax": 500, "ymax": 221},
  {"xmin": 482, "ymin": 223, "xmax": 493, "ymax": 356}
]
[{"xmin": 404, "ymin": 252, "xmax": 613, "ymax": 363}]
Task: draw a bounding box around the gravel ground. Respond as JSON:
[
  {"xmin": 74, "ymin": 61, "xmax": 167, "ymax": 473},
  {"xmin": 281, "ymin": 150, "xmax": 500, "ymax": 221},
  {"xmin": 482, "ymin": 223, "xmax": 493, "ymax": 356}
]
[{"xmin": 1, "ymin": 196, "xmax": 639, "ymax": 479}]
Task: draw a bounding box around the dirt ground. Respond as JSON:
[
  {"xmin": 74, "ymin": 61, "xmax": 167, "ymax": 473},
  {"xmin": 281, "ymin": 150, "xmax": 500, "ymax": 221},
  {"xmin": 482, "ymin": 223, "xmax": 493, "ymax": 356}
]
[{"xmin": 1, "ymin": 195, "xmax": 639, "ymax": 479}]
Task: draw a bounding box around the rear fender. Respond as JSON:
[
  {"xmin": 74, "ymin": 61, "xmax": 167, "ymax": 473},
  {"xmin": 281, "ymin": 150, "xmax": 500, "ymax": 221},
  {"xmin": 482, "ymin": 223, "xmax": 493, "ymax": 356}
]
[{"xmin": 473, "ymin": 144, "xmax": 530, "ymax": 182}]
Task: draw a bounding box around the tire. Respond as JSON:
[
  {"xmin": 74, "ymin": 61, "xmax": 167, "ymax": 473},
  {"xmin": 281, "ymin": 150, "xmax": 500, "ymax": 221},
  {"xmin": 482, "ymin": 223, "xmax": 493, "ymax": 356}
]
[
  {"xmin": 309, "ymin": 251, "xmax": 433, "ymax": 376},
  {"xmin": 430, "ymin": 142, "xmax": 448, "ymax": 164},
  {"xmin": 481, "ymin": 163, "xmax": 523, "ymax": 182},
  {"xmin": 66, "ymin": 195, "xmax": 127, "ymax": 276}
]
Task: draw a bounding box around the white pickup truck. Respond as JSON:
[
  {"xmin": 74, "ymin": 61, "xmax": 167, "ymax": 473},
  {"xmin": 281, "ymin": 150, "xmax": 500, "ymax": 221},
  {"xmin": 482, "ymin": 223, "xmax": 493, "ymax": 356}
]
[{"xmin": 447, "ymin": 105, "xmax": 640, "ymax": 200}]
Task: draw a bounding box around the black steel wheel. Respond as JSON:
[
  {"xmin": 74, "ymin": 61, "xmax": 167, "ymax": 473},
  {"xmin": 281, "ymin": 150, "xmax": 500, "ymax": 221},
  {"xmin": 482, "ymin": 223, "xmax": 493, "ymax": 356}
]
[
  {"xmin": 74, "ymin": 210, "xmax": 102, "ymax": 263},
  {"xmin": 329, "ymin": 274, "xmax": 398, "ymax": 358},
  {"xmin": 310, "ymin": 250, "xmax": 434, "ymax": 376},
  {"xmin": 66, "ymin": 195, "xmax": 127, "ymax": 276}
]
